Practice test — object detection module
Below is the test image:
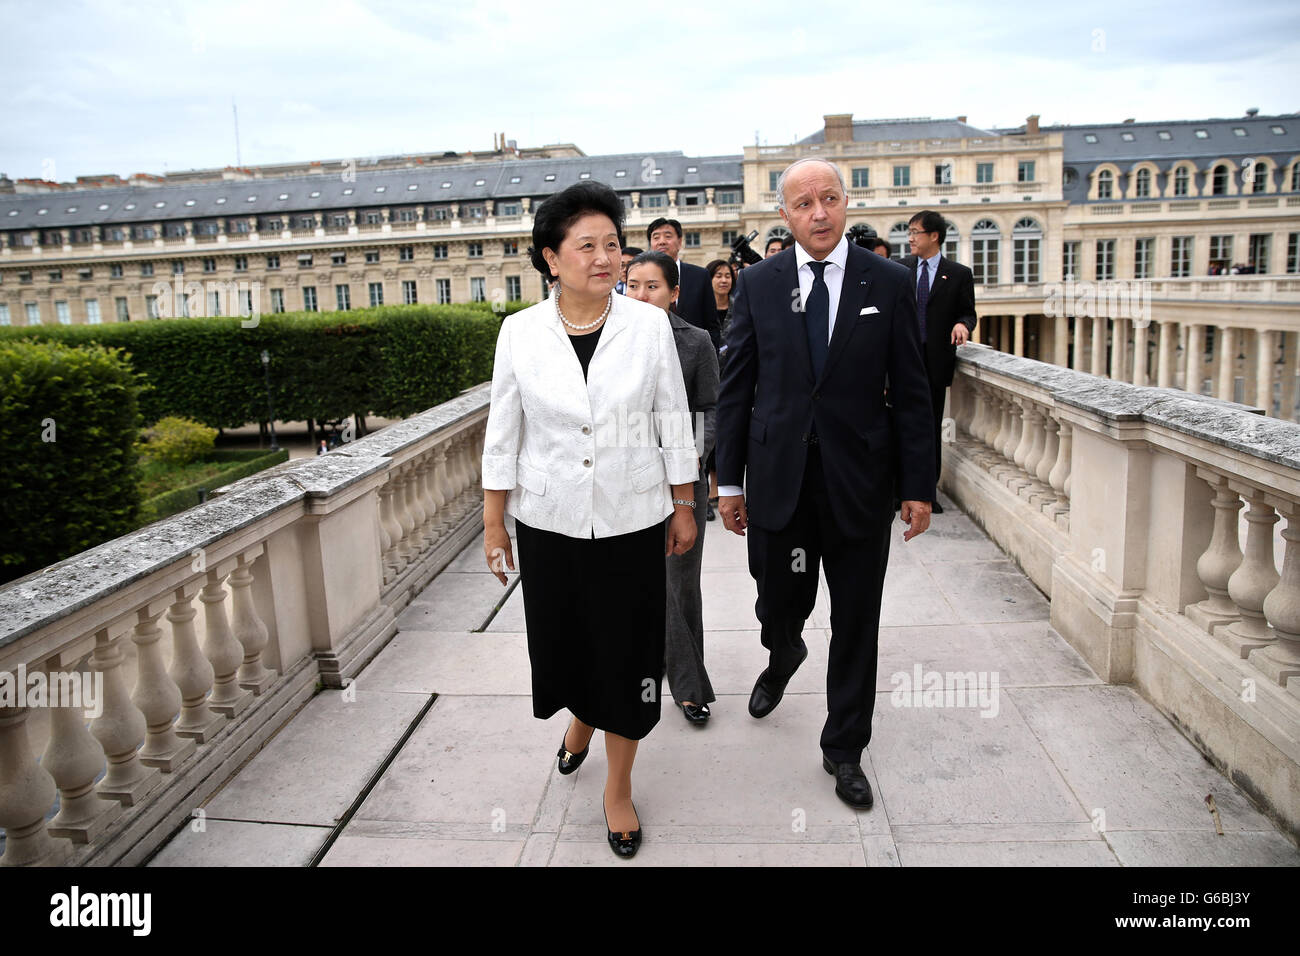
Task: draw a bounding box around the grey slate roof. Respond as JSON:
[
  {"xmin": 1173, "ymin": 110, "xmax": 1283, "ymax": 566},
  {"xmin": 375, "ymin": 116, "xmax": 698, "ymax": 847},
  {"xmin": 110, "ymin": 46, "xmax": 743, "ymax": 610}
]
[
  {"xmin": 798, "ymin": 117, "xmax": 997, "ymax": 144},
  {"xmin": 0, "ymin": 152, "xmax": 744, "ymax": 231}
]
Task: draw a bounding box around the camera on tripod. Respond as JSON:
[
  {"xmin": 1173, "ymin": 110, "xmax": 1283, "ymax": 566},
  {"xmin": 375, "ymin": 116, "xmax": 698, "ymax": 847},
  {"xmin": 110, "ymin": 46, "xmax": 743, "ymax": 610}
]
[{"xmin": 728, "ymin": 229, "xmax": 764, "ymax": 266}]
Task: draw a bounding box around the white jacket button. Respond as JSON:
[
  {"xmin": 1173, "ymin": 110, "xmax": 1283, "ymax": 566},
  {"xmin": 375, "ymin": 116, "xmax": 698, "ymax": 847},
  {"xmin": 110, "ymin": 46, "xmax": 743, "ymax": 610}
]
[
  {"xmin": 581, "ymin": 425, "xmax": 591, "ymax": 435},
  {"xmin": 583, "ymin": 457, "xmax": 592, "ymax": 467}
]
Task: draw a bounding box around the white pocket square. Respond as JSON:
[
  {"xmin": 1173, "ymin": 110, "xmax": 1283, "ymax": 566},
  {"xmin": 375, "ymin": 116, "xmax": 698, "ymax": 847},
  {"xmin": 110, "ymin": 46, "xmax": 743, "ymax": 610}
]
[{"xmin": 860, "ymin": 306, "xmax": 880, "ymax": 315}]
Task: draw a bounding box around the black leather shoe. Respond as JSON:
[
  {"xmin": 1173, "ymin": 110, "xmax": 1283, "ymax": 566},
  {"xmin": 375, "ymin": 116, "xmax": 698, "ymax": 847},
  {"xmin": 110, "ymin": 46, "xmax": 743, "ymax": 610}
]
[
  {"xmin": 706, "ymin": 502, "xmax": 716, "ymax": 521},
  {"xmin": 823, "ymin": 756, "xmax": 874, "ymax": 809},
  {"xmin": 679, "ymin": 702, "xmax": 711, "ymax": 725},
  {"xmin": 556, "ymin": 722, "xmax": 591, "ymax": 775},
  {"xmin": 747, "ymin": 645, "xmax": 808, "ymax": 719},
  {"xmin": 604, "ymin": 801, "xmax": 642, "ymax": 859},
  {"xmin": 931, "ymin": 500, "xmax": 944, "ymax": 515}
]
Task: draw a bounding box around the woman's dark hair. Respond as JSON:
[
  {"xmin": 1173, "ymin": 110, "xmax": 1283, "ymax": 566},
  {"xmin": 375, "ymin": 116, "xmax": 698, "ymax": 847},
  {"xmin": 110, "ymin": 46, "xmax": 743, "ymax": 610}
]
[
  {"xmin": 626, "ymin": 249, "xmax": 678, "ymax": 289},
  {"xmin": 705, "ymin": 259, "xmax": 735, "ymax": 287},
  {"xmin": 527, "ymin": 182, "xmax": 626, "ymax": 279}
]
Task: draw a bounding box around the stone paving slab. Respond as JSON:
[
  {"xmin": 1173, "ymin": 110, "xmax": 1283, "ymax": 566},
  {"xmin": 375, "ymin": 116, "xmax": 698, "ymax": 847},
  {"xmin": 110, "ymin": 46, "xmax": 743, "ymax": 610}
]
[{"xmin": 147, "ymin": 508, "xmax": 1300, "ymax": 866}]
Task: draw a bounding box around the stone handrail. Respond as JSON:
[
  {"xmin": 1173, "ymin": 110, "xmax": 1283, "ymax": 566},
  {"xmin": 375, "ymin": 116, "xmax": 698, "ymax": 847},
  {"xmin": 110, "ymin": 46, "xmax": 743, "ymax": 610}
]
[
  {"xmin": 946, "ymin": 345, "xmax": 1300, "ymax": 840},
  {"xmin": 0, "ymin": 384, "xmax": 488, "ymax": 866}
]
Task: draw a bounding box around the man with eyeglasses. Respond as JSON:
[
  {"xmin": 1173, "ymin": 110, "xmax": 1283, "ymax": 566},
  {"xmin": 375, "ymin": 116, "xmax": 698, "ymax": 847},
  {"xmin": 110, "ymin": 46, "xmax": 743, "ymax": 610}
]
[{"xmin": 903, "ymin": 211, "xmax": 977, "ymax": 515}]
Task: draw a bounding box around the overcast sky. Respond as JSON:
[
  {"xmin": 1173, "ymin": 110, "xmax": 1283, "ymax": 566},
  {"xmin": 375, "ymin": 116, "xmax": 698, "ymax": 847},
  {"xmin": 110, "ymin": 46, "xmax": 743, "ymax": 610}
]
[{"xmin": 2, "ymin": 0, "xmax": 1298, "ymax": 182}]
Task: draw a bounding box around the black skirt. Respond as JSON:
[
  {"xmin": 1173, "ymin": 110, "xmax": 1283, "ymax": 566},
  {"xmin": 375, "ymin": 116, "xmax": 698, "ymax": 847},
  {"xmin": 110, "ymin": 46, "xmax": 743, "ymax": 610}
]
[{"xmin": 514, "ymin": 518, "xmax": 666, "ymax": 740}]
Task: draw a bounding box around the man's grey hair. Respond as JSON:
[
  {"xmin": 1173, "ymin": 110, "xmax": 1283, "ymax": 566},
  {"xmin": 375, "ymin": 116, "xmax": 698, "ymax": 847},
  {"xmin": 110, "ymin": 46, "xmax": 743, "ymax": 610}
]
[{"xmin": 776, "ymin": 157, "xmax": 847, "ymax": 211}]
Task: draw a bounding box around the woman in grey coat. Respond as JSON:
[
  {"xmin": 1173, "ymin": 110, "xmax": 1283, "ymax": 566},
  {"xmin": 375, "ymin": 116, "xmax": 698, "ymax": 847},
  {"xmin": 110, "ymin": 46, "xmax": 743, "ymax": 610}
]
[{"xmin": 625, "ymin": 251, "xmax": 719, "ymax": 725}]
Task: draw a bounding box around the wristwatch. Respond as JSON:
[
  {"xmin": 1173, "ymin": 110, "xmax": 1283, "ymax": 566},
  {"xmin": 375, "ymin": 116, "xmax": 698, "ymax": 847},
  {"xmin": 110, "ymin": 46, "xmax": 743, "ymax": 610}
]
[{"xmin": 672, "ymin": 498, "xmax": 696, "ymax": 508}]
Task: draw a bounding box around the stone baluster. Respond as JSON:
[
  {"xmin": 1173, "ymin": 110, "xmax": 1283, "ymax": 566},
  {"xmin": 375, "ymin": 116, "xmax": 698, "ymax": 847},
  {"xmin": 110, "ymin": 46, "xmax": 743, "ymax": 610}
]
[
  {"xmin": 997, "ymin": 399, "xmax": 1022, "ymax": 467},
  {"xmin": 392, "ymin": 466, "xmax": 417, "ymax": 565},
  {"xmin": 430, "ymin": 444, "xmax": 452, "ymax": 532},
  {"xmin": 1222, "ymin": 492, "xmax": 1280, "ymax": 658},
  {"xmin": 91, "ymin": 628, "xmax": 161, "ymax": 805},
  {"xmin": 0, "ymin": 704, "xmax": 69, "ymax": 866},
  {"xmin": 1048, "ymin": 417, "xmax": 1071, "ymax": 504},
  {"xmin": 378, "ymin": 475, "xmax": 404, "ymax": 581},
  {"xmin": 1013, "ymin": 400, "xmax": 1037, "ymax": 472},
  {"xmin": 962, "ymin": 381, "xmax": 982, "ymax": 438},
  {"xmin": 988, "ymin": 393, "xmax": 1010, "ymax": 461},
  {"xmin": 1035, "ymin": 413, "xmax": 1060, "ymax": 508},
  {"xmin": 1253, "ymin": 501, "xmax": 1300, "ymax": 687},
  {"xmin": 44, "ymin": 659, "xmax": 122, "ymax": 841},
  {"xmin": 1185, "ymin": 473, "xmax": 1244, "ymax": 633},
  {"xmin": 231, "ymin": 551, "xmax": 276, "ymax": 694},
  {"xmin": 200, "ymin": 569, "xmax": 252, "ymax": 718},
  {"xmin": 975, "ymin": 385, "xmax": 996, "ymax": 447},
  {"xmin": 404, "ymin": 460, "xmax": 429, "ymax": 554},
  {"xmin": 450, "ymin": 434, "xmax": 470, "ymax": 512},
  {"xmin": 415, "ymin": 453, "xmax": 440, "ymax": 542},
  {"xmin": 1023, "ymin": 402, "xmax": 1048, "ymax": 485},
  {"xmin": 132, "ymin": 604, "xmax": 196, "ymax": 771},
  {"xmin": 168, "ymin": 585, "xmax": 224, "ymax": 741}
]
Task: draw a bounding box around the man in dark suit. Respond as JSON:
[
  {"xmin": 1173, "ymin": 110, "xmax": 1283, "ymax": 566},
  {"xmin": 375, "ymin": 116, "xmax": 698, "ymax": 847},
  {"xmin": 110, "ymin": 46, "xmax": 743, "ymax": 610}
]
[
  {"xmin": 648, "ymin": 217, "xmax": 722, "ymax": 350},
  {"xmin": 902, "ymin": 211, "xmax": 977, "ymax": 514},
  {"xmin": 715, "ymin": 158, "xmax": 935, "ymax": 810}
]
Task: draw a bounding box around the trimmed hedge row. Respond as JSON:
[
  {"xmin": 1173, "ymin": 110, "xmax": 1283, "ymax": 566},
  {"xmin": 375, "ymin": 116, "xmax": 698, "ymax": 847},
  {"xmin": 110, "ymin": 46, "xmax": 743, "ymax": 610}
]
[
  {"xmin": 0, "ymin": 301, "xmax": 528, "ymax": 429},
  {"xmin": 137, "ymin": 448, "xmax": 290, "ymax": 526},
  {"xmin": 1, "ymin": 339, "xmax": 144, "ymax": 582}
]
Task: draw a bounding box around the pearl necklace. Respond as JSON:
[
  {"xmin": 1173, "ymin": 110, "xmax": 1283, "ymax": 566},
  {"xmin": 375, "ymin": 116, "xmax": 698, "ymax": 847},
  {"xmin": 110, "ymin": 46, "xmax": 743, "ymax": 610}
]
[{"xmin": 555, "ymin": 288, "xmax": 612, "ymax": 331}]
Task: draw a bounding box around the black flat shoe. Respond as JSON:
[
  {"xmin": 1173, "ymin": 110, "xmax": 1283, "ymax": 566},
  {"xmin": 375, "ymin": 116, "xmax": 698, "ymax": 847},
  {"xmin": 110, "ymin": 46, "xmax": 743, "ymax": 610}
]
[
  {"xmin": 604, "ymin": 800, "xmax": 642, "ymax": 859},
  {"xmin": 679, "ymin": 702, "xmax": 711, "ymax": 725},
  {"xmin": 556, "ymin": 722, "xmax": 591, "ymax": 775},
  {"xmin": 823, "ymin": 756, "xmax": 874, "ymax": 810}
]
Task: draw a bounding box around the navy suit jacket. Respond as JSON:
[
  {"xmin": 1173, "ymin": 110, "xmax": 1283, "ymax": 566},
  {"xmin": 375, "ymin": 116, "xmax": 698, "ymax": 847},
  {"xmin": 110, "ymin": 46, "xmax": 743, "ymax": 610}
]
[
  {"xmin": 902, "ymin": 254, "xmax": 977, "ymax": 387},
  {"xmin": 676, "ymin": 260, "xmax": 723, "ymax": 351},
  {"xmin": 715, "ymin": 243, "xmax": 935, "ymax": 537}
]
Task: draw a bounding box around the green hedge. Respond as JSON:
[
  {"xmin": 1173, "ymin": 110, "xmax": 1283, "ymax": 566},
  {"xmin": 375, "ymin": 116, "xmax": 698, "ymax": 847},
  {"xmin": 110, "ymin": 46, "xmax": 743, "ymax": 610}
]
[
  {"xmin": 0, "ymin": 301, "xmax": 528, "ymax": 429},
  {"xmin": 137, "ymin": 448, "xmax": 290, "ymax": 526},
  {"xmin": 0, "ymin": 340, "xmax": 144, "ymax": 582}
]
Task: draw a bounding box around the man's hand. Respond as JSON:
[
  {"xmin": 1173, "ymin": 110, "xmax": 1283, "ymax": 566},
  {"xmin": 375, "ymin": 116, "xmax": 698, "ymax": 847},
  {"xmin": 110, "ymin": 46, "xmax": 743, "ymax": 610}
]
[
  {"xmin": 719, "ymin": 494, "xmax": 747, "ymax": 536},
  {"xmin": 899, "ymin": 500, "xmax": 931, "ymax": 541},
  {"xmin": 951, "ymin": 323, "xmax": 970, "ymax": 346}
]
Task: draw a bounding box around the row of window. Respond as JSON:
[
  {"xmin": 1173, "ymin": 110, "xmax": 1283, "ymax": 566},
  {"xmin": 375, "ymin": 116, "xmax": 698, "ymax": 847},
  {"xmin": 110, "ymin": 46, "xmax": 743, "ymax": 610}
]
[
  {"xmin": 1081, "ymin": 124, "xmax": 1288, "ymax": 145},
  {"xmin": 0, "ymin": 275, "xmax": 527, "ymax": 325},
  {"xmin": 1063, "ymin": 233, "xmax": 1290, "ymax": 280},
  {"xmin": 1093, "ymin": 162, "xmax": 1300, "ymax": 199},
  {"xmin": 8, "ymin": 242, "xmax": 522, "ymax": 284},
  {"xmin": 770, "ymin": 162, "xmax": 1038, "ymax": 192}
]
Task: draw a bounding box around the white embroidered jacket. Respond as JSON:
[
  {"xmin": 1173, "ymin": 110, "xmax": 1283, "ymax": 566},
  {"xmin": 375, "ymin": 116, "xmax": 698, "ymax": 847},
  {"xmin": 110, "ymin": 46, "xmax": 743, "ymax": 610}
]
[{"xmin": 482, "ymin": 292, "xmax": 699, "ymax": 538}]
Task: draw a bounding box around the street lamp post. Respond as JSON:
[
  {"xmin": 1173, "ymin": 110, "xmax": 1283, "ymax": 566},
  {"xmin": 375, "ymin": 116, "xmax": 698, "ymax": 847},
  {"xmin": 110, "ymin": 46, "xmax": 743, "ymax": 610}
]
[{"xmin": 261, "ymin": 349, "xmax": 279, "ymax": 452}]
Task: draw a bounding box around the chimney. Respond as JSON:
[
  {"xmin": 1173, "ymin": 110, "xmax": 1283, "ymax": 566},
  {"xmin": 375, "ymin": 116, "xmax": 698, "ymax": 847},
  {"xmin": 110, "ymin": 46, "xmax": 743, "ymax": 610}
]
[
  {"xmin": 1246, "ymin": 107, "xmax": 1259, "ymax": 117},
  {"xmin": 823, "ymin": 114, "xmax": 854, "ymax": 143},
  {"xmin": 1025, "ymin": 114, "xmax": 1040, "ymax": 135},
  {"xmin": 956, "ymin": 115, "xmax": 967, "ymax": 124}
]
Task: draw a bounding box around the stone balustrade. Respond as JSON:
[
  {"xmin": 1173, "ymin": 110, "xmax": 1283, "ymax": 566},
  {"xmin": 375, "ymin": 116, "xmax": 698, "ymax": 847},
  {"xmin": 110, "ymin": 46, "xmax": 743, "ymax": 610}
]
[
  {"xmin": 0, "ymin": 384, "xmax": 488, "ymax": 866},
  {"xmin": 946, "ymin": 344, "xmax": 1300, "ymax": 839}
]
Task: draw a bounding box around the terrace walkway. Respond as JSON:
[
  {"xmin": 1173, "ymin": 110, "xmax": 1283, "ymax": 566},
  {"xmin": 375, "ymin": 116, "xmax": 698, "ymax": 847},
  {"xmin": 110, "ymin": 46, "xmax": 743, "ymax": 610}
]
[{"xmin": 148, "ymin": 494, "xmax": 1300, "ymax": 867}]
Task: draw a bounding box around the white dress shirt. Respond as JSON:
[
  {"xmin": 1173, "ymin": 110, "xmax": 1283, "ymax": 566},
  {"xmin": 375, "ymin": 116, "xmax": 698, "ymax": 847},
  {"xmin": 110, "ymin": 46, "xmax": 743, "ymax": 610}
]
[{"xmin": 717, "ymin": 236, "xmax": 849, "ymax": 500}]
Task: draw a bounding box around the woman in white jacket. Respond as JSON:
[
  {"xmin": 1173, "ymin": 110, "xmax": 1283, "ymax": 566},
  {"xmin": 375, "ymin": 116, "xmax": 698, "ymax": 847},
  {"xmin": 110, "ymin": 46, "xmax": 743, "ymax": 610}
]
[{"xmin": 481, "ymin": 182, "xmax": 698, "ymax": 859}]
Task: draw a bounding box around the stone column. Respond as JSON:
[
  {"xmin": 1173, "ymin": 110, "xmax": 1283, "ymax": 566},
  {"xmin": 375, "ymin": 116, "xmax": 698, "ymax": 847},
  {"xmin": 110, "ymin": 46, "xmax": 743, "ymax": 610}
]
[
  {"xmin": 1281, "ymin": 333, "xmax": 1299, "ymax": 422},
  {"xmin": 1054, "ymin": 314, "xmax": 1069, "ymax": 368},
  {"xmin": 1216, "ymin": 326, "xmax": 1236, "ymax": 401},
  {"xmin": 1091, "ymin": 316, "xmax": 1107, "ymax": 378},
  {"xmin": 1013, "ymin": 314, "xmax": 1024, "ymax": 357},
  {"xmin": 1112, "ymin": 318, "xmax": 1129, "ymax": 381},
  {"xmin": 1256, "ymin": 329, "xmax": 1276, "ymax": 414},
  {"xmin": 1133, "ymin": 320, "xmax": 1149, "ymax": 386},
  {"xmin": 1157, "ymin": 320, "xmax": 1175, "ymax": 388},
  {"xmin": 1186, "ymin": 324, "xmax": 1205, "ymax": 395}
]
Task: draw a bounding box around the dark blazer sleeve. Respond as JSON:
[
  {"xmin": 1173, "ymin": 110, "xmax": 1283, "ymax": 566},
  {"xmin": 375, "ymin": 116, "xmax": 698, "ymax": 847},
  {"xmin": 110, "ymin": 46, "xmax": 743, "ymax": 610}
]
[
  {"xmin": 886, "ymin": 274, "xmax": 937, "ymax": 504},
  {"xmin": 954, "ymin": 263, "xmax": 977, "ymax": 332},
  {"xmin": 714, "ymin": 268, "xmax": 756, "ymax": 489}
]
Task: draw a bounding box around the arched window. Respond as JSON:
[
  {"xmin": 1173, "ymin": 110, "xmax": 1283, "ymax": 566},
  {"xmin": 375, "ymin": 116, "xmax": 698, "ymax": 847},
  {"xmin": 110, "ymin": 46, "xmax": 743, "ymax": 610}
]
[
  {"xmin": 1012, "ymin": 217, "xmax": 1041, "ymax": 284},
  {"xmin": 1134, "ymin": 167, "xmax": 1152, "ymax": 198},
  {"xmin": 1096, "ymin": 169, "xmax": 1113, "ymax": 199},
  {"xmin": 1248, "ymin": 160, "xmax": 1269, "ymax": 193},
  {"xmin": 763, "ymin": 226, "xmax": 790, "ymax": 251},
  {"xmin": 1174, "ymin": 165, "xmax": 1190, "ymax": 197},
  {"xmin": 889, "ymin": 221, "xmax": 909, "ymax": 259},
  {"xmin": 1291, "ymin": 163, "xmax": 1300, "ymax": 192},
  {"xmin": 1212, "ymin": 164, "xmax": 1229, "ymax": 195},
  {"xmin": 942, "ymin": 220, "xmax": 960, "ymax": 261},
  {"xmin": 971, "ymin": 219, "xmax": 1000, "ymax": 285}
]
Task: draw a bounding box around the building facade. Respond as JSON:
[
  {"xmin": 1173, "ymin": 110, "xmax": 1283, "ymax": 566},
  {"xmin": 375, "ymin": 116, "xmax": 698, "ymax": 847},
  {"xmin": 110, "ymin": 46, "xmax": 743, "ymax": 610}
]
[{"xmin": 3, "ymin": 111, "xmax": 1299, "ymax": 415}]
